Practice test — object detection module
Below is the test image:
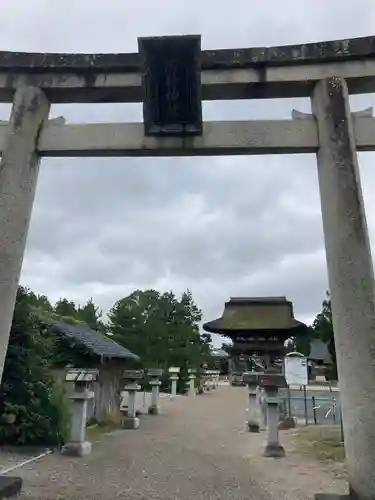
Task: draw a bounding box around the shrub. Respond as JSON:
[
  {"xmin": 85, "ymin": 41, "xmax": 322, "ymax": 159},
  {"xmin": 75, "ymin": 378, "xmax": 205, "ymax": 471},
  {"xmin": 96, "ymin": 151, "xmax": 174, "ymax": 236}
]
[{"xmin": 0, "ymin": 287, "xmax": 70, "ymax": 446}]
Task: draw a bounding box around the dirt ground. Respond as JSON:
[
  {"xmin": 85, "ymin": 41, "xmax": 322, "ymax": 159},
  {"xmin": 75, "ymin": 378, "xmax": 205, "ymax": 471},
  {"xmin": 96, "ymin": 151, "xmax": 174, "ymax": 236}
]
[{"xmin": 2, "ymin": 385, "xmax": 348, "ymax": 500}]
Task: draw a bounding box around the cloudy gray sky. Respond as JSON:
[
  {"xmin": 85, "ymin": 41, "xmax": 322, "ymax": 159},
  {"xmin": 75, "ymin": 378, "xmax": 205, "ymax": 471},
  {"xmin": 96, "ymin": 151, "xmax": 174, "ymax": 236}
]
[{"xmin": 1, "ymin": 0, "xmax": 375, "ymax": 346}]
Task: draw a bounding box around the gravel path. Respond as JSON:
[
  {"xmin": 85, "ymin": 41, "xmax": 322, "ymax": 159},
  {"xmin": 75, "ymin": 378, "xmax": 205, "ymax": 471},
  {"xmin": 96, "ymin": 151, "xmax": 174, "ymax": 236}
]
[{"xmin": 10, "ymin": 386, "xmax": 348, "ymax": 500}]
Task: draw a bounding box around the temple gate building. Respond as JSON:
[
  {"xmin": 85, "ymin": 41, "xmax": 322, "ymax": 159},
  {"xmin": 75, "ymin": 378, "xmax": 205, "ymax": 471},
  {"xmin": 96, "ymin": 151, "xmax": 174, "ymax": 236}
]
[{"xmin": 203, "ymin": 297, "xmax": 308, "ymax": 382}]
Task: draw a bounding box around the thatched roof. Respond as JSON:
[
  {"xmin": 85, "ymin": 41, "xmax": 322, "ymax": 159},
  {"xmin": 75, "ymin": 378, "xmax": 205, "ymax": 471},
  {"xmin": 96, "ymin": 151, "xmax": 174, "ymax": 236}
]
[{"xmin": 203, "ymin": 297, "xmax": 306, "ymax": 334}]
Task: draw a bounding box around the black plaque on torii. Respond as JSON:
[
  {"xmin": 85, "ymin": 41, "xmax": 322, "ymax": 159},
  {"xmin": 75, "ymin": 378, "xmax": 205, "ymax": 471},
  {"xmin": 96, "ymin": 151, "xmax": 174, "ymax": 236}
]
[{"xmin": 138, "ymin": 35, "xmax": 203, "ymax": 137}]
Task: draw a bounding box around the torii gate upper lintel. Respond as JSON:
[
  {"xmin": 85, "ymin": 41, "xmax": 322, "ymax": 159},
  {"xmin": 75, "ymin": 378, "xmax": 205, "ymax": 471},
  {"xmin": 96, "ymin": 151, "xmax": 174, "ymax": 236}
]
[
  {"xmin": 0, "ymin": 33, "xmax": 374, "ymax": 102},
  {"xmin": 0, "ymin": 35, "xmax": 374, "ymax": 500}
]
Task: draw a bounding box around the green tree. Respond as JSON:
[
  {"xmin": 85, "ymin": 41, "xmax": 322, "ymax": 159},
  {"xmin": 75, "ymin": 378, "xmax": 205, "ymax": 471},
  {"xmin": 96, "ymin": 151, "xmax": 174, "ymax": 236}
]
[
  {"xmin": 311, "ymin": 291, "xmax": 337, "ymax": 380},
  {"xmin": 0, "ymin": 287, "xmax": 69, "ymax": 446},
  {"xmin": 22, "ymin": 290, "xmax": 53, "ymax": 312},
  {"xmin": 76, "ymin": 298, "xmax": 106, "ymax": 332},
  {"xmin": 54, "ymin": 298, "xmax": 77, "ymax": 318},
  {"xmin": 295, "ymin": 327, "xmax": 313, "ymax": 356},
  {"xmin": 108, "ymin": 288, "xmax": 207, "ymax": 391}
]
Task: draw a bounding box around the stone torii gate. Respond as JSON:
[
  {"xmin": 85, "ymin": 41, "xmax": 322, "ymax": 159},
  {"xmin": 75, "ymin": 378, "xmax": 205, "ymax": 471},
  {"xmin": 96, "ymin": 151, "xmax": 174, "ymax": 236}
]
[{"xmin": 0, "ymin": 34, "xmax": 374, "ymax": 499}]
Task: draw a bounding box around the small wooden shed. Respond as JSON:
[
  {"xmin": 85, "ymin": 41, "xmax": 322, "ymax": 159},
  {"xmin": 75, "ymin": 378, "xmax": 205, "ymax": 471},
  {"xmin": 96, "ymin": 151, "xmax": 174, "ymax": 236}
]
[{"xmin": 44, "ymin": 318, "xmax": 140, "ymax": 422}]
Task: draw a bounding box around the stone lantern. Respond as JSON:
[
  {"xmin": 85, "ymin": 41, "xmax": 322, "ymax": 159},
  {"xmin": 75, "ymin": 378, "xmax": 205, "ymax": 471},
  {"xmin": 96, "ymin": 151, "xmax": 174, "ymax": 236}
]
[
  {"xmin": 147, "ymin": 368, "xmax": 163, "ymax": 415},
  {"xmin": 168, "ymin": 367, "xmax": 180, "ymax": 397},
  {"xmin": 62, "ymin": 368, "xmax": 98, "ymax": 456},
  {"xmin": 259, "ymin": 370, "xmax": 287, "ymax": 458},
  {"xmin": 121, "ymin": 369, "xmax": 144, "ymax": 429},
  {"xmin": 187, "ymin": 369, "xmax": 196, "ymax": 396}
]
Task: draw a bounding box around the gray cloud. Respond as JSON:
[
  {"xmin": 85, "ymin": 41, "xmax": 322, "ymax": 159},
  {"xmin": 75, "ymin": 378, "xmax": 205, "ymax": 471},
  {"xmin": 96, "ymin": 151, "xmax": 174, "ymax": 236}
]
[{"xmin": 1, "ymin": 0, "xmax": 375, "ymax": 345}]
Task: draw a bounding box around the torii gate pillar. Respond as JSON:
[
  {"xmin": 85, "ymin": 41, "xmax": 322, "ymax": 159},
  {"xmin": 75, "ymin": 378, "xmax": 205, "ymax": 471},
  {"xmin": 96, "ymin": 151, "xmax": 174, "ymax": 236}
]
[
  {"xmin": 312, "ymin": 77, "xmax": 375, "ymax": 500},
  {"xmin": 0, "ymin": 86, "xmax": 50, "ymax": 382}
]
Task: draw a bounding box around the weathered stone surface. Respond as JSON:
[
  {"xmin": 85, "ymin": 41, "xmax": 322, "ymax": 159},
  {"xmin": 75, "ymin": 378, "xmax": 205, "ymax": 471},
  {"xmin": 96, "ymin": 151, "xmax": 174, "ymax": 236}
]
[
  {"xmin": 0, "ymin": 36, "xmax": 374, "ymax": 103},
  {"xmin": 247, "ymin": 422, "xmax": 260, "ymax": 433},
  {"xmin": 147, "ymin": 368, "xmax": 163, "ymax": 377},
  {"xmin": 148, "ymin": 405, "xmax": 160, "ymax": 415},
  {"xmin": 122, "ymin": 416, "xmax": 140, "ymax": 429},
  {"xmin": 312, "ymin": 76, "xmax": 375, "ymax": 500},
  {"xmin": 0, "ymin": 476, "xmax": 22, "ymax": 499},
  {"xmin": 0, "ymin": 86, "xmax": 50, "ymax": 381},
  {"xmin": 62, "ymin": 441, "xmax": 92, "ymax": 457},
  {"xmin": 263, "ymin": 443, "xmax": 286, "ymax": 458},
  {"xmin": 123, "ymin": 370, "xmax": 144, "ymax": 380},
  {"xmin": 315, "ymin": 495, "xmax": 352, "ymax": 500},
  {"xmin": 0, "ymin": 35, "xmax": 374, "ymax": 71},
  {"xmin": 258, "ymin": 373, "xmax": 286, "ymax": 388},
  {"xmin": 243, "ymin": 372, "xmax": 259, "ymax": 385}
]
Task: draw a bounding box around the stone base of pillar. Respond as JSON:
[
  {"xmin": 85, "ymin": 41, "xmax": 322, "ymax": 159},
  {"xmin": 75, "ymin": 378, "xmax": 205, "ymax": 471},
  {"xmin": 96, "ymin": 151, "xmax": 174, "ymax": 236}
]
[
  {"xmin": 0, "ymin": 476, "xmax": 22, "ymax": 498},
  {"xmin": 278, "ymin": 417, "xmax": 296, "ymax": 430},
  {"xmin": 315, "ymin": 494, "xmax": 352, "ymax": 500},
  {"xmin": 148, "ymin": 405, "xmax": 160, "ymax": 415},
  {"xmin": 247, "ymin": 421, "xmax": 260, "ymax": 433},
  {"xmin": 62, "ymin": 440, "xmax": 92, "ymax": 457},
  {"xmin": 263, "ymin": 443, "xmax": 285, "ymax": 458},
  {"xmin": 121, "ymin": 406, "xmax": 141, "ymax": 417},
  {"xmin": 122, "ymin": 416, "xmax": 140, "ymax": 429}
]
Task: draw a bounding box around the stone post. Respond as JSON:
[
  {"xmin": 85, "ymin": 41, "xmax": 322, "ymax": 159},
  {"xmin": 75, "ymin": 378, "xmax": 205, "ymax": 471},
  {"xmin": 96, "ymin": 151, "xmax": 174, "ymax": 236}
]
[
  {"xmin": 147, "ymin": 368, "xmax": 163, "ymax": 415},
  {"xmin": 228, "ymin": 358, "xmax": 234, "ymax": 385},
  {"xmin": 188, "ymin": 369, "xmax": 196, "ymax": 396},
  {"xmin": 197, "ymin": 373, "xmax": 205, "ymax": 394},
  {"xmin": 203, "ymin": 370, "xmax": 210, "ymax": 391},
  {"xmin": 312, "ymin": 77, "xmax": 375, "ymax": 500},
  {"xmin": 62, "ymin": 369, "xmax": 98, "ymax": 457},
  {"xmin": 216, "ymin": 370, "xmax": 220, "ymax": 387},
  {"xmin": 211, "ymin": 370, "xmax": 219, "ymax": 389},
  {"xmin": 259, "ymin": 372, "xmax": 286, "ymax": 458},
  {"xmin": 243, "ymin": 372, "xmax": 260, "ymax": 433},
  {"xmin": 0, "ymin": 86, "xmax": 50, "ymax": 383},
  {"xmin": 257, "ymin": 386, "xmax": 267, "ymax": 431},
  {"xmin": 121, "ymin": 370, "xmax": 143, "ymax": 429},
  {"xmin": 208, "ymin": 370, "xmax": 217, "ymax": 389},
  {"xmin": 169, "ymin": 367, "xmax": 180, "ymax": 397}
]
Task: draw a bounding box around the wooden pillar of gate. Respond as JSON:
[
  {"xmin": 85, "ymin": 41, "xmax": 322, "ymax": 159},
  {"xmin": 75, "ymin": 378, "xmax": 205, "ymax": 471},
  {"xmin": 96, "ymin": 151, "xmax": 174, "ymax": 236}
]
[
  {"xmin": 0, "ymin": 86, "xmax": 50, "ymax": 382},
  {"xmin": 312, "ymin": 77, "xmax": 375, "ymax": 500}
]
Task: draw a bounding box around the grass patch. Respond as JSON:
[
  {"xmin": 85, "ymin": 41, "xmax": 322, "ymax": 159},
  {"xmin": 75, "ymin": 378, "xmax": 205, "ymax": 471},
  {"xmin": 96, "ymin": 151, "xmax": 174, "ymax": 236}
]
[
  {"xmin": 86, "ymin": 411, "xmax": 122, "ymax": 440},
  {"xmin": 290, "ymin": 425, "xmax": 345, "ymax": 463},
  {"xmin": 86, "ymin": 423, "xmax": 121, "ymax": 440}
]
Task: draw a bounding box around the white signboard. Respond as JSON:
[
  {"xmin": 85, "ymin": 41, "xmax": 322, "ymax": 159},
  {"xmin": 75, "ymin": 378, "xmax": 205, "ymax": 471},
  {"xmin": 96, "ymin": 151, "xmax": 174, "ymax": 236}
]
[{"xmin": 284, "ymin": 356, "xmax": 308, "ymax": 386}]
